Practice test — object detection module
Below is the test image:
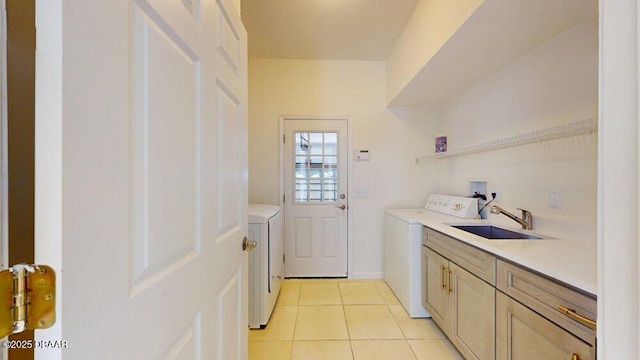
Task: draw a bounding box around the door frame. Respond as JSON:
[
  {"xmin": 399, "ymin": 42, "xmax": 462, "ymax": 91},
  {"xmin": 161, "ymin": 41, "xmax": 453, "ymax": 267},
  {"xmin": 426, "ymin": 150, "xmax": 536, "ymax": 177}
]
[
  {"xmin": 279, "ymin": 115, "xmax": 353, "ymax": 278},
  {"xmin": 0, "ymin": 0, "xmax": 7, "ymax": 272},
  {"xmin": 597, "ymin": 0, "xmax": 640, "ymax": 357},
  {"xmin": 0, "ymin": 0, "xmax": 6, "ymax": 350}
]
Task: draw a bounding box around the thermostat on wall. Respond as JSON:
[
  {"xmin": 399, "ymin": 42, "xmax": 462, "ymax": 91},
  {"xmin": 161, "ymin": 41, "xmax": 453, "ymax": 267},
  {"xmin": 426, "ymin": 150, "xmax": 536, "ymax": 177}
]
[{"xmin": 354, "ymin": 150, "xmax": 370, "ymax": 161}]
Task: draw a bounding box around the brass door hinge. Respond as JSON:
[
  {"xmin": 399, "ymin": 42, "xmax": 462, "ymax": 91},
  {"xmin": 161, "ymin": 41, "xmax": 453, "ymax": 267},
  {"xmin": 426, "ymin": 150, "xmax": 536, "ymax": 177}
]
[{"xmin": 0, "ymin": 264, "xmax": 56, "ymax": 337}]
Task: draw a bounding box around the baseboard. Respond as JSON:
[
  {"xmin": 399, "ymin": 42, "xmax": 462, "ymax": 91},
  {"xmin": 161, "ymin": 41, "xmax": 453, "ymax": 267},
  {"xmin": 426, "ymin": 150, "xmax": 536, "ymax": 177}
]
[{"xmin": 350, "ymin": 272, "xmax": 384, "ymax": 279}]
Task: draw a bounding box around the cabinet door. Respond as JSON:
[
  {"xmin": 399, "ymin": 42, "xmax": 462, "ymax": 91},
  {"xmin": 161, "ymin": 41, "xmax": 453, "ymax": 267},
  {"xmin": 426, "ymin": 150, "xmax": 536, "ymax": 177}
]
[
  {"xmin": 496, "ymin": 292, "xmax": 594, "ymax": 360},
  {"xmin": 449, "ymin": 262, "xmax": 496, "ymax": 360},
  {"xmin": 424, "ymin": 247, "xmax": 450, "ymax": 332}
]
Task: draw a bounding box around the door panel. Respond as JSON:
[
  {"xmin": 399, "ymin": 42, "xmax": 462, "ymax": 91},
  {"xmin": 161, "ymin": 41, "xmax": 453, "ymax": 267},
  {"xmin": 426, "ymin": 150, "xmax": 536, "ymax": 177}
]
[
  {"xmin": 218, "ymin": 270, "xmax": 242, "ymax": 360},
  {"xmin": 217, "ymin": 82, "xmax": 241, "ymax": 235},
  {"xmin": 496, "ymin": 292, "xmax": 594, "ymax": 360},
  {"xmin": 217, "ymin": 8, "xmax": 239, "ymax": 72},
  {"xmin": 294, "ymin": 218, "xmax": 312, "ymax": 258},
  {"xmin": 449, "ymin": 262, "xmax": 495, "ymax": 360},
  {"xmin": 165, "ymin": 316, "xmax": 200, "ymax": 359},
  {"xmin": 322, "ymin": 217, "xmax": 340, "ymax": 257},
  {"xmin": 179, "ymin": 0, "xmax": 201, "ymax": 22},
  {"xmin": 424, "ymin": 247, "xmax": 449, "ymax": 330},
  {"xmin": 210, "ymin": 1, "xmax": 249, "ymax": 359},
  {"xmin": 130, "ymin": 3, "xmax": 201, "ymax": 290},
  {"xmin": 34, "ymin": 0, "xmax": 248, "ymax": 358},
  {"xmin": 284, "ymin": 119, "xmax": 348, "ymax": 277}
]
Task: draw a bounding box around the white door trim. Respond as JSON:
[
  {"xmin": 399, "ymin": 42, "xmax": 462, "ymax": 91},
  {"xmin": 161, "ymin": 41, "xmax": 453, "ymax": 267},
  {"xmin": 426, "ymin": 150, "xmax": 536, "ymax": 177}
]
[
  {"xmin": 279, "ymin": 115, "xmax": 353, "ymax": 278},
  {"xmin": 34, "ymin": 1, "xmax": 64, "ymax": 352},
  {"xmin": 598, "ymin": 0, "xmax": 640, "ymax": 357},
  {"xmin": 0, "ymin": 0, "xmax": 7, "ymax": 272}
]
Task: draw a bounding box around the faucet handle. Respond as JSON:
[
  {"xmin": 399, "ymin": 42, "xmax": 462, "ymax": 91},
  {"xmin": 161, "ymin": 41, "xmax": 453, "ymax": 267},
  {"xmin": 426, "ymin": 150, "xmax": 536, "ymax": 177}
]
[{"xmin": 516, "ymin": 208, "xmax": 533, "ymax": 230}]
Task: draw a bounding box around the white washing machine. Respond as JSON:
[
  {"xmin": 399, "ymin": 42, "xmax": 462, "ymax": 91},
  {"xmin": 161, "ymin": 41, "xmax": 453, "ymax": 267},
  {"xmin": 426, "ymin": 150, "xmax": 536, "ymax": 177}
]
[
  {"xmin": 248, "ymin": 204, "xmax": 284, "ymax": 329},
  {"xmin": 384, "ymin": 194, "xmax": 478, "ymax": 318}
]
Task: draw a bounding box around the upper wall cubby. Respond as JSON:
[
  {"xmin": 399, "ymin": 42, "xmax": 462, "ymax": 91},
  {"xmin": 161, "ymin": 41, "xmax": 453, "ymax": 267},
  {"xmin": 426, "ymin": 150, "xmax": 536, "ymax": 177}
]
[{"xmin": 386, "ymin": 0, "xmax": 598, "ymax": 107}]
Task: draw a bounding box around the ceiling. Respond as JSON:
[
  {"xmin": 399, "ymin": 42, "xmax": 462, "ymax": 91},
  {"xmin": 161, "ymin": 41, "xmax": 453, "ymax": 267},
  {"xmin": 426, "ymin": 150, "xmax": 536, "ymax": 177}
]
[{"xmin": 241, "ymin": 0, "xmax": 420, "ymax": 60}]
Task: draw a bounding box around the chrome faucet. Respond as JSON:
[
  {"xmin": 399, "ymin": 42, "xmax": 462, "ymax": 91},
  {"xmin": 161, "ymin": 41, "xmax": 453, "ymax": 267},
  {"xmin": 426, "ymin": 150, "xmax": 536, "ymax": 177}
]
[{"xmin": 490, "ymin": 206, "xmax": 533, "ymax": 230}]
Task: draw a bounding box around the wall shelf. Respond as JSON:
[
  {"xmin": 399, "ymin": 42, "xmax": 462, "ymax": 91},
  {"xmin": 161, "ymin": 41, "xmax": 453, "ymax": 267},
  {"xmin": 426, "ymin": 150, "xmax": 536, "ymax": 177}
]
[{"xmin": 415, "ymin": 118, "xmax": 597, "ymax": 162}]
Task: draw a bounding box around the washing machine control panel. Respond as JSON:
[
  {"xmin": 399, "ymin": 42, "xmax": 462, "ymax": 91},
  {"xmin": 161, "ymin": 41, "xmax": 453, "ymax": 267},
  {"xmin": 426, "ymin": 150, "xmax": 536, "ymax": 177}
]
[{"xmin": 424, "ymin": 194, "xmax": 478, "ymax": 219}]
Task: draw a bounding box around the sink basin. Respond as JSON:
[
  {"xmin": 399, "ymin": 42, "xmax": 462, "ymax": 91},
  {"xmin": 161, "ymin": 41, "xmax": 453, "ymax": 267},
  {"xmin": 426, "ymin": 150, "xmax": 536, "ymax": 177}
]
[{"xmin": 450, "ymin": 225, "xmax": 542, "ymax": 240}]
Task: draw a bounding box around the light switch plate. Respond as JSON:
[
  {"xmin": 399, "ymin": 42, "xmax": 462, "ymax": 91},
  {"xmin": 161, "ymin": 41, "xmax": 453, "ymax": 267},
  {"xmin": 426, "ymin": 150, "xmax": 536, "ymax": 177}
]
[
  {"xmin": 549, "ymin": 191, "xmax": 562, "ymax": 208},
  {"xmin": 355, "ymin": 188, "xmax": 369, "ymax": 198}
]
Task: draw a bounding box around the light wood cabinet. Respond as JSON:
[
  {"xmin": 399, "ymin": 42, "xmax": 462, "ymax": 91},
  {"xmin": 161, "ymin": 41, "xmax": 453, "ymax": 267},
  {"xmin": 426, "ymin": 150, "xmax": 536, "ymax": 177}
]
[
  {"xmin": 423, "ymin": 247, "xmax": 450, "ymax": 332},
  {"xmin": 496, "ymin": 292, "xmax": 594, "ymax": 360},
  {"xmin": 449, "ymin": 261, "xmax": 496, "ymax": 360},
  {"xmin": 424, "ymin": 227, "xmax": 496, "ymax": 284},
  {"xmin": 496, "ymin": 260, "xmax": 596, "ymax": 360},
  {"xmin": 423, "ymin": 228, "xmax": 496, "ymax": 360},
  {"xmin": 422, "ymin": 227, "xmax": 597, "ymax": 360}
]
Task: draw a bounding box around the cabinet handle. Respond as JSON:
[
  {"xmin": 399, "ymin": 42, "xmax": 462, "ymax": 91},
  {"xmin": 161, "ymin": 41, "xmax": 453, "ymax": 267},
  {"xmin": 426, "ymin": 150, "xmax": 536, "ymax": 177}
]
[
  {"xmin": 558, "ymin": 305, "xmax": 596, "ymax": 330},
  {"xmin": 571, "ymin": 353, "xmax": 580, "ymax": 360},
  {"xmin": 448, "ymin": 268, "xmax": 453, "ymax": 293},
  {"xmin": 440, "ymin": 265, "xmax": 447, "ymax": 290}
]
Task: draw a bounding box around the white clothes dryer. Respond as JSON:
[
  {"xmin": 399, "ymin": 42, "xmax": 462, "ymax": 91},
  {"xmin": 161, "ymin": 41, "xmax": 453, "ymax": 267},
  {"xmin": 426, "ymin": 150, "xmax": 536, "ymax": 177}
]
[{"xmin": 248, "ymin": 204, "xmax": 284, "ymax": 329}]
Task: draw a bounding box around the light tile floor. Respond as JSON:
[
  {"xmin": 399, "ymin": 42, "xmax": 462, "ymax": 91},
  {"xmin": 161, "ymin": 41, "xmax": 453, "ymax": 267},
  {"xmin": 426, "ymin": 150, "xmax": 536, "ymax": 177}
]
[{"xmin": 249, "ymin": 279, "xmax": 464, "ymax": 360}]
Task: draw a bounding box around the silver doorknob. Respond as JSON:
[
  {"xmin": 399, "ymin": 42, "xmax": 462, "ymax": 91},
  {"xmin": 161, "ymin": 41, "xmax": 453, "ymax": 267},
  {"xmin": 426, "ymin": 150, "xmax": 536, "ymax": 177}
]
[
  {"xmin": 336, "ymin": 204, "xmax": 347, "ymax": 210},
  {"xmin": 242, "ymin": 237, "xmax": 257, "ymax": 251}
]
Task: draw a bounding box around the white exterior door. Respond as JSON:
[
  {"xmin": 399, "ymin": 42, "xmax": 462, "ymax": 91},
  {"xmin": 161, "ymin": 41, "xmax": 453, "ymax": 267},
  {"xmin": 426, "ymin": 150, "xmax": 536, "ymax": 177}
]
[
  {"xmin": 34, "ymin": 0, "xmax": 248, "ymax": 358},
  {"xmin": 283, "ymin": 119, "xmax": 348, "ymax": 277}
]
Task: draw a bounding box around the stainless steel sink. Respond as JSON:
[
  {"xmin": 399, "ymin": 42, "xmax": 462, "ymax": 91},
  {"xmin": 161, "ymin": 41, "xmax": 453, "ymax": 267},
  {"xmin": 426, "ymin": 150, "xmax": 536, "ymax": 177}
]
[{"xmin": 450, "ymin": 225, "xmax": 542, "ymax": 240}]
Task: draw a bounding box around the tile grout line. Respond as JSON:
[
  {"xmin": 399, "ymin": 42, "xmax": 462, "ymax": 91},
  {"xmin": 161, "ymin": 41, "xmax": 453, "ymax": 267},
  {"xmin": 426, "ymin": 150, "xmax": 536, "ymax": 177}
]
[
  {"xmin": 293, "ymin": 279, "xmax": 355, "ymax": 359},
  {"xmin": 286, "ymin": 280, "xmax": 301, "ymax": 360},
  {"xmin": 338, "ymin": 281, "xmax": 356, "ymax": 360},
  {"xmin": 291, "ymin": 280, "xmax": 306, "ymax": 359},
  {"xmin": 378, "ymin": 281, "xmax": 422, "ymax": 360},
  {"xmin": 376, "ymin": 281, "xmax": 407, "ymax": 338}
]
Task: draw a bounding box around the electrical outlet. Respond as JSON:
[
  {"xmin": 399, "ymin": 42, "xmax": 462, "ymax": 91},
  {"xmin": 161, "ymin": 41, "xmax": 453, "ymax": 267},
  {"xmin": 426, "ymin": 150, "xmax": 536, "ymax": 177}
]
[
  {"xmin": 549, "ymin": 191, "xmax": 562, "ymax": 208},
  {"xmin": 355, "ymin": 188, "xmax": 369, "ymax": 198}
]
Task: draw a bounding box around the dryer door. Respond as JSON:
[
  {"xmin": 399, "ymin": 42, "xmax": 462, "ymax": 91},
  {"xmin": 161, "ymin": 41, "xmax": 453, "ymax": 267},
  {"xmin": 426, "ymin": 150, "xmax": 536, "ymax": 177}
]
[{"xmin": 268, "ymin": 210, "xmax": 284, "ymax": 295}]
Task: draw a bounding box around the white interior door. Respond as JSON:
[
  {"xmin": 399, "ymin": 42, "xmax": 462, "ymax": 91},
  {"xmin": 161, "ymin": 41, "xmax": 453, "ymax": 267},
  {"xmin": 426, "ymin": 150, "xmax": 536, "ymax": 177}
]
[
  {"xmin": 34, "ymin": 0, "xmax": 248, "ymax": 358},
  {"xmin": 0, "ymin": 0, "xmax": 5, "ymax": 273},
  {"xmin": 284, "ymin": 119, "xmax": 348, "ymax": 277}
]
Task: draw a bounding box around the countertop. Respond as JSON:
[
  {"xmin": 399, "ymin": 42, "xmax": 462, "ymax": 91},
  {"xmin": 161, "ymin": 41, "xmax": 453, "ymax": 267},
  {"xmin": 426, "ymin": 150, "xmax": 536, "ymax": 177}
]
[{"xmin": 385, "ymin": 209, "xmax": 597, "ymax": 296}]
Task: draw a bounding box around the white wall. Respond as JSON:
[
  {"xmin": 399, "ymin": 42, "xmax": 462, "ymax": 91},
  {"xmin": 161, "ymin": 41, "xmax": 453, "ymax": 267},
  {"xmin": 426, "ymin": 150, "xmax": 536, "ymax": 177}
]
[
  {"xmin": 433, "ymin": 21, "xmax": 599, "ymax": 232},
  {"xmin": 248, "ymin": 20, "xmax": 598, "ymax": 276},
  {"xmin": 248, "ymin": 59, "xmax": 440, "ymax": 277},
  {"xmin": 386, "ymin": 0, "xmax": 482, "ymax": 104}
]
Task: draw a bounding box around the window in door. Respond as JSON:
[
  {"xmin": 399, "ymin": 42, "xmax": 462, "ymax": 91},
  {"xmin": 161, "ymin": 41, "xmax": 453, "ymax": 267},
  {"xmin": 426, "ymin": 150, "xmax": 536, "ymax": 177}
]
[{"xmin": 294, "ymin": 132, "xmax": 338, "ymax": 203}]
